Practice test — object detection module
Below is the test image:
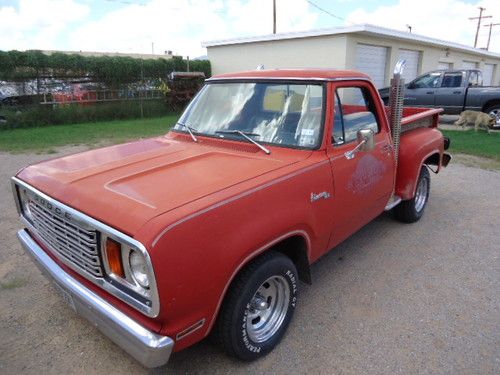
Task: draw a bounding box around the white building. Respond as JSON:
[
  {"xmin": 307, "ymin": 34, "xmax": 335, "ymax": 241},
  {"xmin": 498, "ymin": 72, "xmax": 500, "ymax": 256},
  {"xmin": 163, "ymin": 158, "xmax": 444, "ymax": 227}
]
[{"xmin": 203, "ymin": 24, "xmax": 500, "ymax": 87}]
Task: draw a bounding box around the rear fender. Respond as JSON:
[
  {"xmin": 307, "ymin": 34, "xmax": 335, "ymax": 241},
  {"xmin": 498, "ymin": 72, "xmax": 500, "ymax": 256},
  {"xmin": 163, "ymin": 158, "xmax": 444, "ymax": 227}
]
[{"xmin": 395, "ymin": 128, "xmax": 444, "ymax": 200}]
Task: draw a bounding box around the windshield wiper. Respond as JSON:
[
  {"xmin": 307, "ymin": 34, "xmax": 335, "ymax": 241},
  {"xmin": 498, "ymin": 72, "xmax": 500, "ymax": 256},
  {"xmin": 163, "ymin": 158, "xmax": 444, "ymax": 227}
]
[
  {"xmin": 215, "ymin": 130, "xmax": 270, "ymax": 155},
  {"xmin": 176, "ymin": 122, "xmax": 198, "ymax": 142}
]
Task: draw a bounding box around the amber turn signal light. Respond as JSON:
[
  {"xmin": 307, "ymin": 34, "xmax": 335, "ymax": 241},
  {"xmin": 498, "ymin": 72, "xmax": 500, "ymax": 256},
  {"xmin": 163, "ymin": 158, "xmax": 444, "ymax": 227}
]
[{"xmin": 106, "ymin": 238, "xmax": 125, "ymax": 278}]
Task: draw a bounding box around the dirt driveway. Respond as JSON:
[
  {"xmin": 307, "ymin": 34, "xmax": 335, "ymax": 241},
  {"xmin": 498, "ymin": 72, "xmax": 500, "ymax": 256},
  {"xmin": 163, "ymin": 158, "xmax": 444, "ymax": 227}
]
[{"xmin": 0, "ymin": 148, "xmax": 499, "ymax": 375}]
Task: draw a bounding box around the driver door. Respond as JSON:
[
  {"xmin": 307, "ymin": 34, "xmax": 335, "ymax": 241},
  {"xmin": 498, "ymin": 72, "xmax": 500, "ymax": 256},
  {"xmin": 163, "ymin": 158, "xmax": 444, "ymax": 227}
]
[
  {"xmin": 404, "ymin": 72, "xmax": 442, "ymax": 107},
  {"xmin": 327, "ymin": 82, "xmax": 395, "ymax": 249}
]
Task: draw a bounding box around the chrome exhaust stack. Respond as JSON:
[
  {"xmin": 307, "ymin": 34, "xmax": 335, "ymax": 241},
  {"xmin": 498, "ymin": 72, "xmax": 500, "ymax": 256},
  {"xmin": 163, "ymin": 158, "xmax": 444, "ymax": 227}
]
[
  {"xmin": 384, "ymin": 59, "xmax": 407, "ymax": 211},
  {"xmin": 388, "ymin": 59, "xmax": 406, "ymax": 167}
]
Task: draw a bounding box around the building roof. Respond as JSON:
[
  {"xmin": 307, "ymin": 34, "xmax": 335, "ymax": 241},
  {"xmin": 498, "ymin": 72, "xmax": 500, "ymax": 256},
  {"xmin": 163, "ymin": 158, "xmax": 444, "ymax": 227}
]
[
  {"xmin": 209, "ymin": 68, "xmax": 370, "ymax": 81},
  {"xmin": 202, "ymin": 24, "xmax": 500, "ymax": 59}
]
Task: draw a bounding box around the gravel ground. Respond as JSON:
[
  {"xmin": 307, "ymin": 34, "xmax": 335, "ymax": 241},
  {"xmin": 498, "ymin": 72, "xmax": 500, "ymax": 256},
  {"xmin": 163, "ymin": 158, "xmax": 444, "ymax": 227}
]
[{"xmin": 0, "ymin": 147, "xmax": 499, "ymax": 375}]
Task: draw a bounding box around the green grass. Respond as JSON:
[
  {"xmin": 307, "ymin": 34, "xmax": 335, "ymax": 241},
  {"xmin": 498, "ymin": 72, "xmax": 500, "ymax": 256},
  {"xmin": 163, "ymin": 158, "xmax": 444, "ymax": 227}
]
[
  {"xmin": 0, "ymin": 115, "xmax": 179, "ymax": 153},
  {"xmin": 441, "ymin": 129, "xmax": 500, "ymax": 161},
  {"xmin": 0, "ymin": 277, "xmax": 28, "ymax": 291}
]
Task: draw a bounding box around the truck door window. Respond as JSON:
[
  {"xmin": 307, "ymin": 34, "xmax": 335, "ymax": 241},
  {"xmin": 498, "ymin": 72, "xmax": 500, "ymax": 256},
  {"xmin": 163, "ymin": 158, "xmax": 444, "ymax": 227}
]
[
  {"xmin": 467, "ymin": 71, "xmax": 481, "ymax": 86},
  {"xmin": 441, "ymin": 72, "xmax": 463, "ymax": 87},
  {"xmin": 333, "ymin": 87, "xmax": 380, "ymax": 144},
  {"xmin": 412, "ymin": 72, "xmax": 441, "ymax": 88}
]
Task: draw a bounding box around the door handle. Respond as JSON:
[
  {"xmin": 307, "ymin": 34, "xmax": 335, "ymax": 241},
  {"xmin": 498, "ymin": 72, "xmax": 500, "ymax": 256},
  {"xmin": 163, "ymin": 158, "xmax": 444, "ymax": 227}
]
[
  {"xmin": 453, "ymin": 91, "xmax": 462, "ymax": 94},
  {"xmin": 426, "ymin": 91, "xmax": 434, "ymax": 94}
]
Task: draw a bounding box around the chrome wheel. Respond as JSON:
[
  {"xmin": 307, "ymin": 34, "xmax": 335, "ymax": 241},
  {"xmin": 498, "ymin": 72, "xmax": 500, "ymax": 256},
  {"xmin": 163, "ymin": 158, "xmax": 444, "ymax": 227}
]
[
  {"xmin": 488, "ymin": 108, "xmax": 500, "ymax": 127},
  {"xmin": 246, "ymin": 275, "xmax": 290, "ymax": 343},
  {"xmin": 414, "ymin": 175, "xmax": 428, "ymax": 213}
]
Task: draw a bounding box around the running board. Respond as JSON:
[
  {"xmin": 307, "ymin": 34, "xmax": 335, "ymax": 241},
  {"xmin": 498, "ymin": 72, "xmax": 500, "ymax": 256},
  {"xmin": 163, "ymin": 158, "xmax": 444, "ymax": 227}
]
[{"xmin": 384, "ymin": 195, "xmax": 402, "ymax": 211}]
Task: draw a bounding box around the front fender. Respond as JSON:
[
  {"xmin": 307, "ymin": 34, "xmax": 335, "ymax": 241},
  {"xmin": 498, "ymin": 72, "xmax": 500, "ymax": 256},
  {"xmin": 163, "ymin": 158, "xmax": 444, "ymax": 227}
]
[
  {"xmin": 136, "ymin": 158, "xmax": 334, "ymax": 352},
  {"xmin": 395, "ymin": 128, "xmax": 444, "ymax": 200}
]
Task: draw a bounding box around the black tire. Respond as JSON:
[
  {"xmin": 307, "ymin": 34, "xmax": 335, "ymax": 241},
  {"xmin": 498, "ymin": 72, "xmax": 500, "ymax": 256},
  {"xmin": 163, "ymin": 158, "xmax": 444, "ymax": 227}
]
[
  {"xmin": 485, "ymin": 104, "xmax": 500, "ymax": 128},
  {"xmin": 393, "ymin": 166, "xmax": 430, "ymax": 223},
  {"xmin": 214, "ymin": 252, "xmax": 298, "ymax": 361}
]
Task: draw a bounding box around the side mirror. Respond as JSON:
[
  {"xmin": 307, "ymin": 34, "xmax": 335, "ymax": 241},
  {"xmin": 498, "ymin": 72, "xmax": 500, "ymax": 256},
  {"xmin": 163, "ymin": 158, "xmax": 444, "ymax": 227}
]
[
  {"xmin": 358, "ymin": 128, "xmax": 375, "ymax": 151},
  {"xmin": 344, "ymin": 129, "xmax": 375, "ymax": 160},
  {"xmin": 407, "ymin": 82, "xmax": 415, "ymax": 89}
]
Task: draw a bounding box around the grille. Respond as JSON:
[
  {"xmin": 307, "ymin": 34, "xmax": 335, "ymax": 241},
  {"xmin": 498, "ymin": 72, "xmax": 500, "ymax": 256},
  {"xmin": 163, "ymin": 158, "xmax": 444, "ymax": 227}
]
[{"xmin": 28, "ymin": 198, "xmax": 103, "ymax": 278}]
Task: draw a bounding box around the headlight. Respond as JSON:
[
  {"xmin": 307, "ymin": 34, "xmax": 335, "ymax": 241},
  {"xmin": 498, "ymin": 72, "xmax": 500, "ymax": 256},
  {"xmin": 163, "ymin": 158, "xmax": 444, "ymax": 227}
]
[
  {"xmin": 129, "ymin": 250, "xmax": 150, "ymax": 288},
  {"xmin": 19, "ymin": 188, "xmax": 33, "ymax": 222}
]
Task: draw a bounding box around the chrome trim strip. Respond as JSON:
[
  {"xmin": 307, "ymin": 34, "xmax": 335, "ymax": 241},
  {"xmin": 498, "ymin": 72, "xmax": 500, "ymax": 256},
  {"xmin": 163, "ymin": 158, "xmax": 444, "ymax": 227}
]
[
  {"xmin": 17, "ymin": 229, "xmax": 173, "ymax": 368},
  {"xmin": 152, "ymin": 160, "xmax": 330, "ymax": 246},
  {"xmin": 12, "ymin": 177, "xmax": 160, "ymax": 318}
]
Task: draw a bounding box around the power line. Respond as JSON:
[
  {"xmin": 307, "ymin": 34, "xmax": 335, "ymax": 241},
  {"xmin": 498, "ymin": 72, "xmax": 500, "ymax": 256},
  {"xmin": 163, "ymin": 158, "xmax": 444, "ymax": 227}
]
[
  {"xmin": 469, "ymin": 7, "xmax": 492, "ymax": 48},
  {"xmin": 306, "ymin": 0, "xmax": 353, "ymax": 24}
]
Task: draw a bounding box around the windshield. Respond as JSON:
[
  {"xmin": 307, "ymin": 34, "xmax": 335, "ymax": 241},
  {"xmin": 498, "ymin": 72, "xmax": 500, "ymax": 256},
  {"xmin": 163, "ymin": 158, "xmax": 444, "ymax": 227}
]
[{"xmin": 174, "ymin": 82, "xmax": 324, "ymax": 149}]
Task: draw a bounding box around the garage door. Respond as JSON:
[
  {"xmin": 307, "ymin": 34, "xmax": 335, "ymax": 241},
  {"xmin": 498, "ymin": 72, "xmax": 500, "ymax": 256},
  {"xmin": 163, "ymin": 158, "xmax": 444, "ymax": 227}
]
[
  {"xmin": 398, "ymin": 49, "xmax": 420, "ymax": 82},
  {"xmin": 462, "ymin": 61, "xmax": 478, "ymax": 69},
  {"xmin": 438, "ymin": 62, "xmax": 452, "ymax": 70},
  {"xmin": 356, "ymin": 44, "xmax": 388, "ymax": 88},
  {"xmin": 483, "ymin": 63, "xmax": 495, "ymax": 86}
]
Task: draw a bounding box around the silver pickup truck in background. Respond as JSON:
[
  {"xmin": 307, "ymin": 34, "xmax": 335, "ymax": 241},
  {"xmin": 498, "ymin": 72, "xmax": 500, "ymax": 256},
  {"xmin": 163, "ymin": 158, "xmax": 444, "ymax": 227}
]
[{"xmin": 379, "ymin": 69, "xmax": 500, "ymax": 127}]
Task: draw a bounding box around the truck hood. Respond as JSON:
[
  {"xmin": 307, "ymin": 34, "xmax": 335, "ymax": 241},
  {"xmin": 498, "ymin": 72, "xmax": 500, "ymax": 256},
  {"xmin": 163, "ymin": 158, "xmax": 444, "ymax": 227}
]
[{"xmin": 17, "ymin": 133, "xmax": 307, "ymax": 235}]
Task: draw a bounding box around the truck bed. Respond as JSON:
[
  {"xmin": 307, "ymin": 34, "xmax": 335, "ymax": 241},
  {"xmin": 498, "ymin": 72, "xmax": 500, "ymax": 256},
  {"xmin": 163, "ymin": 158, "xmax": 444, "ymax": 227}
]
[{"xmin": 385, "ymin": 106, "xmax": 443, "ymax": 133}]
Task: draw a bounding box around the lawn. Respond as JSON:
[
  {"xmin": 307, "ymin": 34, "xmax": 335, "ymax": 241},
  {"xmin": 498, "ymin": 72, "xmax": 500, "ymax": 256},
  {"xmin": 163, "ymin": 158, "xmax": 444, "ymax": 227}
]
[
  {"xmin": 441, "ymin": 129, "xmax": 500, "ymax": 161},
  {"xmin": 0, "ymin": 115, "xmax": 179, "ymax": 153},
  {"xmin": 1, "ymin": 118, "xmax": 498, "ymax": 162}
]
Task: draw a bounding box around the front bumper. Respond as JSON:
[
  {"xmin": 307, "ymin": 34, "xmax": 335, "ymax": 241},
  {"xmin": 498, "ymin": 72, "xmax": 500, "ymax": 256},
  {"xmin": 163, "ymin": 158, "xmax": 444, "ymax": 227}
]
[{"xmin": 17, "ymin": 229, "xmax": 174, "ymax": 368}]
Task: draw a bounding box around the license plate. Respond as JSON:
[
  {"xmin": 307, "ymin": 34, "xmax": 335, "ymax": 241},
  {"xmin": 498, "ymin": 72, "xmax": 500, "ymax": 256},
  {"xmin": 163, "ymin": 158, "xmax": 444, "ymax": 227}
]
[{"xmin": 53, "ymin": 282, "xmax": 76, "ymax": 312}]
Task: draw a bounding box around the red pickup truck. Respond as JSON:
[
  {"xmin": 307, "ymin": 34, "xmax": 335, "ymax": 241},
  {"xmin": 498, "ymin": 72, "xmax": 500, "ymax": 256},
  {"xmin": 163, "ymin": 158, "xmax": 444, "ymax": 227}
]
[{"xmin": 12, "ymin": 66, "xmax": 450, "ymax": 368}]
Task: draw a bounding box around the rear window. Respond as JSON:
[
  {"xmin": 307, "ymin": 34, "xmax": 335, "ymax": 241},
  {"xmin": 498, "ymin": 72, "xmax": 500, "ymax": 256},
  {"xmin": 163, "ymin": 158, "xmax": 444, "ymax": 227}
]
[{"xmin": 441, "ymin": 72, "xmax": 463, "ymax": 88}]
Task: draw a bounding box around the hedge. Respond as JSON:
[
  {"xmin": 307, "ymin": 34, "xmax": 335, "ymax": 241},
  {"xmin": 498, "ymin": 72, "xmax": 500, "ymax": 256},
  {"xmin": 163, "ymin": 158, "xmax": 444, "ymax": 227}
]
[{"xmin": 0, "ymin": 50, "xmax": 211, "ymax": 86}]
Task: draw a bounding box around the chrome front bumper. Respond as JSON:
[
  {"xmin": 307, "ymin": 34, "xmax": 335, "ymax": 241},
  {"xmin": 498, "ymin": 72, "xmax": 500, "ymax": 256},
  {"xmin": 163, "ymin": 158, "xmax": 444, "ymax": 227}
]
[{"xmin": 17, "ymin": 229, "xmax": 174, "ymax": 368}]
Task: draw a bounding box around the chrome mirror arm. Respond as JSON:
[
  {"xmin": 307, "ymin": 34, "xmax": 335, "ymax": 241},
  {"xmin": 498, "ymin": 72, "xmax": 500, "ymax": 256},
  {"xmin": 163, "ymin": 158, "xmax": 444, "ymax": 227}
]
[{"xmin": 344, "ymin": 139, "xmax": 367, "ymax": 160}]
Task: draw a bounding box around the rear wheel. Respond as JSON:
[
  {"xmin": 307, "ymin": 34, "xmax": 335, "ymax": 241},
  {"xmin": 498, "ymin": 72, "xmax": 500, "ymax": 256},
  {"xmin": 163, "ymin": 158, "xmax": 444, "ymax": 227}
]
[
  {"xmin": 214, "ymin": 252, "xmax": 298, "ymax": 361},
  {"xmin": 485, "ymin": 104, "xmax": 500, "ymax": 128},
  {"xmin": 394, "ymin": 166, "xmax": 430, "ymax": 223}
]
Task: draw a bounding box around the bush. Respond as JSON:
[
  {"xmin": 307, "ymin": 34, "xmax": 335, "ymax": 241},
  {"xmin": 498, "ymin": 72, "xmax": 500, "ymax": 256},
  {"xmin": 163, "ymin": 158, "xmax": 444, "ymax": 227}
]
[{"xmin": 0, "ymin": 101, "xmax": 172, "ymax": 130}]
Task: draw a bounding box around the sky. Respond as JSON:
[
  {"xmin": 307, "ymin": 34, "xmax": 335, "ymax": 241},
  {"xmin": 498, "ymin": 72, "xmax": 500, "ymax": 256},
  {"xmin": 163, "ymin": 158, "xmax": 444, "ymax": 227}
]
[{"xmin": 0, "ymin": 0, "xmax": 499, "ymax": 58}]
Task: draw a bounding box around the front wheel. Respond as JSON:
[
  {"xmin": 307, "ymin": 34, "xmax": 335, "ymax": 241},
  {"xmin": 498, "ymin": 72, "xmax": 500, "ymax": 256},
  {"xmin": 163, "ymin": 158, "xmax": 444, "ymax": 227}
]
[
  {"xmin": 393, "ymin": 166, "xmax": 430, "ymax": 223},
  {"xmin": 214, "ymin": 252, "xmax": 298, "ymax": 361}
]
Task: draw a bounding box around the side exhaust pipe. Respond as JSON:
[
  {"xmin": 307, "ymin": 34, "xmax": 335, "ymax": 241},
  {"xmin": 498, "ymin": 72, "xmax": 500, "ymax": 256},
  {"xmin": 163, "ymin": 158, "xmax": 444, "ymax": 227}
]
[
  {"xmin": 384, "ymin": 59, "xmax": 407, "ymax": 211},
  {"xmin": 388, "ymin": 59, "xmax": 406, "ymax": 168}
]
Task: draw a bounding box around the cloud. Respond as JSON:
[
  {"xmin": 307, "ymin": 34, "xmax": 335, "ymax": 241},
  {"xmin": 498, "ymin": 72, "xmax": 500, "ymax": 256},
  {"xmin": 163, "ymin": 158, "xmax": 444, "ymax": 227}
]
[
  {"xmin": 68, "ymin": 0, "xmax": 319, "ymax": 57},
  {"xmin": 346, "ymin": 0, "xmax": 500, "ymax": 53},
  {"xmin": 0, "ymin": 0, "xmax": 90, "ymax": 50}
]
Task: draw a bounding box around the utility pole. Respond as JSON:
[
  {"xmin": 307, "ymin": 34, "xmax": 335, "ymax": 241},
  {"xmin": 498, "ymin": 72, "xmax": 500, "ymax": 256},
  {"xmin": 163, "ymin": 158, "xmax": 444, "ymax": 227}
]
[
  {"xmin": 273, "ymin": 0, "xmax": 276, "ymax": 34},
  {"xmin": 469, "ymin": 7, "xmax": 492, "ymax": 48},
  {"xmin": 484, "ymin": 22, "xmax": 500, "ymax": 50}
]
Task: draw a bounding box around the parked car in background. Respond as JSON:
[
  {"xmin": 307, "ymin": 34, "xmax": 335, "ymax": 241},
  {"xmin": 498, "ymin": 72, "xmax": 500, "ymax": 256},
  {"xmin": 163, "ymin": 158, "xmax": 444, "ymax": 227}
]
[{"xmin": 379, "ymin": 69, "xmax": 500, "ymax": 127}]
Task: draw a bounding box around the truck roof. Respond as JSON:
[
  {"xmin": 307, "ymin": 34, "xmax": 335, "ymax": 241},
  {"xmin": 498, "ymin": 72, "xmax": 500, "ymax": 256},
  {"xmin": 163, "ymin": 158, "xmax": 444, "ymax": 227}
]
[{"xmin": 209, "ymin": 69, "xmax": 371, "ymax": 81}]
